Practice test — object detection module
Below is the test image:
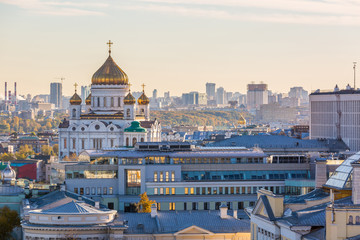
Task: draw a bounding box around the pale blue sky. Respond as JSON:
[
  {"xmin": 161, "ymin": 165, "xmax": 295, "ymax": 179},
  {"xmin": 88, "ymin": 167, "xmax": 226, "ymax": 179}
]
[{"xmin": 1, "ymin": 0, "xmax": 360, "ymax": 96}]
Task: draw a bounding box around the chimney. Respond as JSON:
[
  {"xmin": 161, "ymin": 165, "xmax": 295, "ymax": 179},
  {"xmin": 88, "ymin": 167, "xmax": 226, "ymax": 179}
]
[
  {"xmin": 219, "ymin": 203, "xmax": 228, "ymax": 219},
  {"xmin": 151, "ymin": 203, "xmax": 157, "ymax": 218},
  {"xmin": 315, "ymin": 158, "xmax": 328, "ymax": 188},
  {"xmin": 95, "ymin": 201, "xmax": 100, "ymax": 209},
  {"xmin": 14, "ymin": 82, "xmax": 16, "ymax": 105},
  {"xmin": 233, "ymin": 209, "xmax": 238, "ymax": 219},
  {"xmin": 4, "ymin": 82, "xmax": 7, "ymax": 102},
  {"xmin": 8, "ymin": 91, "xmax": 11, "ymax": 104}
]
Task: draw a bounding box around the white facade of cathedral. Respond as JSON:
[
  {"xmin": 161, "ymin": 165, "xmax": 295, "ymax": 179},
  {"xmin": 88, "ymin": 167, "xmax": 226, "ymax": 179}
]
[{"xmin": 58, "ymin": 45, "xmax": 161, "ymax": 160}]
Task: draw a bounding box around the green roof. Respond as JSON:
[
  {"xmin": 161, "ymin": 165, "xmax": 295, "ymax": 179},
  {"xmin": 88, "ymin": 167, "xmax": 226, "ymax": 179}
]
[{"xmin": 124, "ymin": 121, "xmax": 146, "ymax": 133}]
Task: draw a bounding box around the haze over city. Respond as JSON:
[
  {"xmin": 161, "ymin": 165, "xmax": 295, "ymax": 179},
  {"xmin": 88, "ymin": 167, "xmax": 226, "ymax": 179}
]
[{"xmin": 1, "ymin": 0, "xmax": 360, "ymax": 96}]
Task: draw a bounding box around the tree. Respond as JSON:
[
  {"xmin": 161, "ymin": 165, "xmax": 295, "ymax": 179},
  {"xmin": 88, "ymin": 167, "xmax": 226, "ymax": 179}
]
[
  {"xmin": 135, "ymin": 192, "xmax": 155, "ymax": 213},
  {"xmin": 41, "ymin": 145, "xmax": 53, "ymax": 156},
  {"xmin": 0, "ymin": 153, "xmax": 16, "ymax": 161},
  {"xmin": 15, "ymin": 145, "xmax": 34, "ymax": 160},
  {"xmin": 0, "ymin": 206, "xmax": 21, "ymax": 240},
  {"xmin": 52, "ymin": 144, "xmax": 59, "ymax": 155}
]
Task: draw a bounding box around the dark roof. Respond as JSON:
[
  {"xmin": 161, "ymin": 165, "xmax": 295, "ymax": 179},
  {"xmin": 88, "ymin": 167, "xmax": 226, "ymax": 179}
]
[
  {"xmin": 140, "ymin": 120, "xmax": 155, "ymax": 128},
  {"xmin": 260, "ymin": 195, "xmax": 276, "ymax": 221},
  {"xmin": 207, "ymin": 135, "xmax": 349, "ymax": 152}
]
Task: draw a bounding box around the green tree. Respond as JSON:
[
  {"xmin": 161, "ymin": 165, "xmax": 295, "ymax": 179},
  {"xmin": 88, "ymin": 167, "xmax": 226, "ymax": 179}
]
[
  {"xmin": 0, "ymin": 153, "xmax": 16, "ymax": 161},
  {"xmin": 0, "ymin": 206, "xmax": 21, "ymax": 240},
  {"xmin": 52, "ymin": 144, "xmax": 59, "ymax": 156},
  {"xmin": 135, "ymin": 192, "xmax": 155, "ymax": 213}
]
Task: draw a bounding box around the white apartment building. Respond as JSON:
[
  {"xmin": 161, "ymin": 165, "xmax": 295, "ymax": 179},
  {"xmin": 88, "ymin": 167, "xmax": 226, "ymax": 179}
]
[{"xmin": 310, "ymin": 85, "xmax": 360, "ymax": 151}]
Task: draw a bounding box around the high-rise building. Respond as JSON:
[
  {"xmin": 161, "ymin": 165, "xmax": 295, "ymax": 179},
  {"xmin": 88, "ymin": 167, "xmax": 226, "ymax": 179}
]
[
  {"xmin": 216, "ymin": 87, "xmax": 226, "ymax": 105},
  {"xmin": 81, "ymin": 85, "xmax": 91, "ymax": 105},
  {"xmin": 310, "ymin": 85, "xmax": 360, "ymax": 151},
  {"xmin": 206, "ymin": 83, "xmax": 216, "ymax": 100},
  {"xmin": 152, "ymin": 89, "xmax": 158, "ymax": 99},
  {"xmin": 164, "ymin": 91, "xmax": 170, "ymax": 99},
  {"xmin": 50, "ymin": 82, "xmax": 62, "ymax": 108},
  {"xmin": 247, "ymin": 83, "xmax": 268, "ymax": 110},
  {"xmin": 182, "ymin": 92, "xmax": 199, "ymax": 105}
]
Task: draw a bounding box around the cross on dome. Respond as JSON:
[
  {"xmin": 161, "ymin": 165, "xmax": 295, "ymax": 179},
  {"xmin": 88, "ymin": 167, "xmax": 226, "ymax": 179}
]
[{"xmin": 107, "ymin": 40, "xmax": 113, "ymax": 54}]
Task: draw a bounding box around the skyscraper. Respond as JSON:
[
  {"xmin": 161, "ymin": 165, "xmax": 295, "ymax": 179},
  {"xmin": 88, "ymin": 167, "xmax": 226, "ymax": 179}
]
[
  {"xmin": 247, "ymin": 83, "xmax": 268, "ymax": 110},
  {"xmin": 216, "ymin": 87, "xmax": 226, "ymax": 105},
  {"xmin": 206, "ymin": 83, "xmax": 216, "ymax": 100},
  {"xmin": 81, "ymin": 85, "xmax": 91, "ymax": 105},
  {"xmin": 50, "ymin": 82, "xmax": 62, "ymax": 108}
]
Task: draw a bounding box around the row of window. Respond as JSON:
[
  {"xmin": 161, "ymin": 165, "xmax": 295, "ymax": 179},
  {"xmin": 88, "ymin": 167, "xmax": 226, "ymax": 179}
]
[
  {"xmin": 156, "ymin": 201, "xmax": 255, "ymax": 211},
  {"xmin": 67, "ymin": 170, "xmax": 118, "ymax": 179},
  {"xmin": 348, "ymin": 215, "xmax": 360, "ymax": 225},
  {"xmin": 74, "ymin": 187, "xmax": 113, "ymax": 195},
  {"xmin": 63, "ymin": 137, "xmax": 145, "ymax": 150},
  {"xmin": 153, "ymin": 171, "xmax": 175, "ymax": 182},
  {"xmin": 151, "ymin": 186, "xmax": 284, "ymax": 195}
]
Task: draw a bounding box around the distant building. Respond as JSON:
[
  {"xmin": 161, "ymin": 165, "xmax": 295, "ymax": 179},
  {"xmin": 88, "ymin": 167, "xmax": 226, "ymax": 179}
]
[
  {"xmin": 258, "ymin": 103, "xmax": 298, "ymax": 123},
  {"xmin": 80, "ymin": 85, "xmax": 90, "ymax": 105},
  {"xmin": 289, "ymin": 86, "xmax": 308, "ymax": 104},
  {"xmin": 247, "ymin": 83, "xmax": 268, "ymax": 110},
  {"xmin": 206, "ymin": 82, "xmax": 216, "ymax": 100},
  {"xmin": 216, "ymin": 87, "xmax": 226, "ymax": 105},
  {"xmin": 153, "ymin": 89, "xmax": 158, "ymax": 99},
  {"xmin": 164, "ymin": 91, "xmax": 170, "ymax": 99},
  {"xmin": 182, "ymin": 92, "xmax": 199, "ymax": 105},
  {"xmin": 310, "ymin": 85, "xmax": 360, "ymax": 151},
  {"xmin": 49, "ymin": 82, "xmax": 62, "ymax": 108}
]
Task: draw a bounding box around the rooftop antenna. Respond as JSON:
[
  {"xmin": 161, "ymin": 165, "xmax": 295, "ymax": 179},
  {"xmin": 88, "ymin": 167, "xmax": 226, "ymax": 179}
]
[{"xmin": 354, "ymin": 62, "xmax": 357, "ymax": 89}]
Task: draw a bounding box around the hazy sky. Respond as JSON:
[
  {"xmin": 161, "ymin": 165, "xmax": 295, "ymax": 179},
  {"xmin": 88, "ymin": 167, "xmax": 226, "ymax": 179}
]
[{"xmin": 1, "ymin": 0, "xmax": 360, "ymax": 97}]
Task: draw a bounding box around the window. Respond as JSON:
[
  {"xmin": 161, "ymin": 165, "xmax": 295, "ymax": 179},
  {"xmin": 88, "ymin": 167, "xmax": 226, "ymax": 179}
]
[
  {"xmin": 127, "ymin": 109, "xmax": 130, "ymax": 117},
  {"xmin": 110, "ymin": 139, "xmax": 114, "ymax": 148},
  {"xmin": 160, "ymin": 188, "xmax": 164, "ymax": 195},
  {"xmin": 356, "ymin": 216, "xmax": 360, "ymax": 224},
  {"xmin": 171, "ymin": 188, "xmax": 175, "ymax": 195},
  {"xmin": 204, "ymin": 202, "xmax": 209, "ymax": 210},
  {"xmin": 165, "ymin": 171, "xmax": 169, "ymax": 182},
  {"xmin": 154, "ymin": 188, "xmax": 158, "ymax": 195},
  {"xmin": 215, "ymin": 202, "xmax": 221, "ymax": 210},
  {"xmin": 238, "ymin": 202, "xmax": 244, "ymax": 209},
  {"xmin": 80, "ymin": 188, "xmax": 84, "ymax": 195},
  {"xmin": 109, "ymin": 187, "xmax": 113, "ymax": 195},
  {"xmin": 103, "ymin": 187, "xmax": 107, "ymax": 195},
  {"xmin": 111, "ymin": 97, "xmax": 114, "ymax": 107},
  {"xmin": 160, "ymin": 171, "xmax": 163, "ymax": 182},
  {"xmin": 81, "ymin": 139, "xmax": 85, "ymax": 149},
  {"xmin": 349, "ymin": 215, "xmax": 354, "ymax": 224},
  {"xmin": 118, "ymin": 97, "xmax": 121, "ymax": 107},
  {"xmin": 91, "ymin": 187, "xmax": 96, "ymax": 195},
  {"xmin": 190, "ymin": 187, "xmax": 194, "ymax": 195},
  {"xmin": 97, "ymin": 187, "xmax": 101, "ymax": 195},
  {"xmin": 154, "ymin": 172, "xmax": 158, "ymax": 182},
  {"xmin": 171, "ymin": 171, "xmax": 175, "ymax": 181},
  {"xmin": 192, "ymin": 202, "xmax": 197, "ymax": 210},
  {"xmin": 85, "ymin": 187, "xmax": 90, "ymax": 195},
  {"xmin": 64, "ymin": 138, "xmax": 67, "ymax": 148},
  {"xmin": 219, "ymin": 187, "xmax": 223, "ymax": 194},
  {"xmin": 184, "ymin": 202, "xmax": 187, "ymax": 210},
  {"xmin": 230, "ymin": 187, "xmax": 234, "ymax": 194},
  {"xmin": 126, "ymin": 137, "xmax": 129, "ymax": 147},
  {"xmin": 169, "ymin": 202, "xmax": 175, "ymax": 211},
  {"xmin": 104, "ymin": 97, "xmax": 107, "ymax": 107},
  {"xmin": 185, "ymin": 187, "xmax": 189, "ymax": 195},
  {"xmin": 141, "ymin": 138, "xmax": 144, "ymax": 142},
  {"xmin": 165, "ymin": 188, "xmax": 170, "ymax": 195},
  {"xmin": 72, "ymin": 108, "xmax": 76, "ymax": 118},
  {"xmin": 213, "ymin": 187, "xmax": 217, "ymax": 194},
  {"xmin": 132, "ymin": 137, "xmax": 137, "ymax": 146},
  {"xmin": 74, "ymin": 188, "xmax": 78, "ymax": 194},
  {"xmin": 225, "ymin": 187, "xmax": 229, "ymax": 194}
]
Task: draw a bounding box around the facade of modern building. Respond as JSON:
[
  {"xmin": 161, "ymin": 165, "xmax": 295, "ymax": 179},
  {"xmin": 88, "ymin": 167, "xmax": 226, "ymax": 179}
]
[
  {"xmin": 247, "ymin": 83, "xmax": 268, "ymax": 110},
  {"xmin": 310, "ymin": 86, "xmax": 360, "ymax": 151},
  {"xmin": 58, "ymin": 44, "xmax": 161, "ymax": 160},
  {"xmin": 64, "ymin": 142, "xmax": 312, "ymax": 212},
  {"xmin": 50, "ymin": 82, "xmax": 62, "ymax": 109},
  {"xmin": 216, "ymin": 87, "xmax": 226, "ymax": 105},
  {"xmin": 206, "ymin": 82, "xmax": 216, "ymax": 100}
]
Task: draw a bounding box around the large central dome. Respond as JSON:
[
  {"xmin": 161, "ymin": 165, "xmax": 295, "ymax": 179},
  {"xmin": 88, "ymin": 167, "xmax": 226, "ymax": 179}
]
[{"xmin": 91, "ymin": 55, "xmax": 129, "ymax": 85}]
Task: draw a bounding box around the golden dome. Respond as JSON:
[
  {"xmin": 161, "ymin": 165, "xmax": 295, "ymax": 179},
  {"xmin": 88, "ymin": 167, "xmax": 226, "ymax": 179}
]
[
  {"xmin": 91, "ymin": 55, "xmax": 128, "ymax": 85},
  {"xmin": 124, "ymin": 91, "xmax": 135, "ymax": 105},
  {"xmin": 138, "ymin": 92, "xmax": 149, "ymax": 105},
  {"xmin": 70, "ymin": 92, "xmax": 82, "ymax": 105},
  {"xmin": 85, "ymin": 94, "xmax": 91, "ymax": 105}
]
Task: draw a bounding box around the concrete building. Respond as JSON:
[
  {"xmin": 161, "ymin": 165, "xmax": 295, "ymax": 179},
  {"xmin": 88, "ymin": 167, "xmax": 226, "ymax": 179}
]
[
  {"xmin": 216, "ymin": 87, "xmax": 226, "ymax": 105},
  {"xmin": 50, "ymin": 82, "xmax": 62, "ymax": 108},
  {"xmin": 310, "ymin": 86, "xmax": 360, "ymax": 151},
  {"xmin": 247, "ymin": 83, "xmax": 268, "ymax": 110},
  {"xmin": 206, "ymin": 82, "xmax": 216, "ymax": 100}
]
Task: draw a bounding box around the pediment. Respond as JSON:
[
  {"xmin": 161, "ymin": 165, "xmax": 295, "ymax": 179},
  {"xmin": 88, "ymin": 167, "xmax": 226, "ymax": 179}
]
[{"xmin": 174, "ymin": 225, "xmax": 213, "ymax": 236}]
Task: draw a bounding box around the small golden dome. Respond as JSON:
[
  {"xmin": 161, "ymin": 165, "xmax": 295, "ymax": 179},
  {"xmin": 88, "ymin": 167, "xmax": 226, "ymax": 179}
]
[
  {"xmin": 138, "ymin": 92, "xmax": 149, "ymax": 105},
  {"xmin": 124, "ymin": 91, "xmax": 135, "ymax": 105},
  {"xmin": 91, "ymin": 55, "xmax": 128, "ymax": 85},
  {"xmin": 70, "ymin": 92, "xmax": 82, "ymax": 105},
  {"xmin": 85, "ymin": 94, "xmax": 91, "ymax": 105}
]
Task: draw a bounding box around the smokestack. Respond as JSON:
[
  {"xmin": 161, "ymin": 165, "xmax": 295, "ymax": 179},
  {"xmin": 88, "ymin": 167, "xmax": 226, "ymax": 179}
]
[
  {"xmin": 14, "ymin": 82, "xmax": 17, "ymax": 105},
  {"xmin": 4, "ymin": 82, "xmax": 7, "ymax": 102},
  {"xmin": 8, "ymin": 91, "xmax": 11, "ymax": 104}
]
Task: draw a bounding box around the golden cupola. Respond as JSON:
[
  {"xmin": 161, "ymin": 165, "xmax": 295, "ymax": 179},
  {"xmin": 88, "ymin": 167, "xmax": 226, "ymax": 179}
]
[
  {"xmin": 124, "ymin": 90, "xmax": 136, "ymax": 105},
  {"xmin": 91, "ymin": 41, "xmax": 128, "ymax": 86},
  {"xmin": 70, "ymin": 83, "xmax": 82, "ymax": 105},
  {"xmin": 85, "ymin": 94, "xmax": 91, "ymax": 105},
  {"xmin": 137, "ymin": 84, "xmax": 150, "ymax": 105}
]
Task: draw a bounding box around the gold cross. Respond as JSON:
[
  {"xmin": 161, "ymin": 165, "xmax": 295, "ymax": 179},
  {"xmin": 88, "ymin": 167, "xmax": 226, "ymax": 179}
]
[
  {"xmin": 74, "ymin": 83, "xmax": 78, "ymax": 93},
  {"xmin": 141, "ymin": 83, "xmax": 146, "ymax": 92},
  {"xmin": 107, "ymin": 40, "xmax": 113, "ymax": 54}
]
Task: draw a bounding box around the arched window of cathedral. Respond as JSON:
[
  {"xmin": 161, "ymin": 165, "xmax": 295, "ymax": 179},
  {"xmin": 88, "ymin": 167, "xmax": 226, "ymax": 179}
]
[
  {"xmin": 97, "ymin": 97, "xmax": 100, "ymax": 107},
  {"xmin": 118, "ymin": 97, "xmax": 121, "ymax": 107},
  {"xmin": 132, "ymin": 137, "xmax": 137, "ymax": 146},
  {"xmin": 356, "ymin": 216, "xmax": 360, "ymax": 224},
  {"xmin": 141, "ymin": 108, "xmax": 144, "ymax": 114},
  {"xmin": 72, "ymin": 109, "xmax": 76, "ymax": 118},
  {"xmin": 141, "ymin": 138, "xmax": 144, "ymax": 142},
  {"xmin": 111, "ymin": 97, "xmax": 114, "ymax": 107},
  {"xmin": 127, "ymin": 109, "xmax": 131, "ymax": 117},
  {"xmin": 126, "ymin": 137, "xmax": 129, "ymax": 147},
  {"xmin": 104, "ymin": 97, "xmax": 107, "ymax": 107},
  {"xmin": 349, "ymin": 215, "xmax": 354, "ymax": 224},
  {"xmin": 64, "ymin": 138, "xmax": 67, "ymax": 148}
]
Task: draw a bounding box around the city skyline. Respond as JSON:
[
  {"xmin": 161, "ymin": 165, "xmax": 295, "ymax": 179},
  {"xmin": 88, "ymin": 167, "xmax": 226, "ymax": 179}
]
[{"xmin": 1, "ymin": 0, "xmax": 360, "ymax": 96}]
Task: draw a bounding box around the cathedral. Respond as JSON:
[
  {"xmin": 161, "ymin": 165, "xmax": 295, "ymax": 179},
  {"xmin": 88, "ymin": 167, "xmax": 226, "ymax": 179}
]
[{"xmin": 58, "ymin": 41, "xmax": 161, "ymax": 160}]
